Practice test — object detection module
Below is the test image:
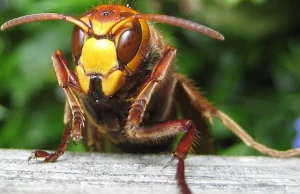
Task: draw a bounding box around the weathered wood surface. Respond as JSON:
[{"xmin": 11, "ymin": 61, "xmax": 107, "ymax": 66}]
[{"xmin": 0, "ymin": 149, "xmax": 300, "ymax": 194}]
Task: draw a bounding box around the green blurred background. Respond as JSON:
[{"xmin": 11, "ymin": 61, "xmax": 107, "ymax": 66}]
[{"xmin": 0, "ymin": 0, "xmax": 299, "ymax": 155}]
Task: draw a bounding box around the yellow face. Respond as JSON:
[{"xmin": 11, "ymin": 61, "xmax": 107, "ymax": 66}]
[{"xmin": 72, "ymin": 5, "xmax": 150, "ymax": 97}]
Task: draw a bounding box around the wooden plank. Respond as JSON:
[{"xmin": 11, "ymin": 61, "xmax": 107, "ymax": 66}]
[{"xmin": 0, "ymin": 149, "xmax": 300, "ymax": 194}]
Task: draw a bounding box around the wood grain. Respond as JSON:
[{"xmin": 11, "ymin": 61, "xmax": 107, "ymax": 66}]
[{"xmin": 1, "ymin": 149, "xmax": 300, "ymax": 194}]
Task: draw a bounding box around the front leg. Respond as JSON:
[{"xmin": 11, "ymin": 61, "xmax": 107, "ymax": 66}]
[
  {"xmin": 52, "ymin": 50, "xmax": 85, "ymax": 141},
  {"xmin": 124, "ymin": 46, "xmax": 193, "ymax": 194},
  {"xmin": 29, "ymin": 50, "xmax": 85, "ymax": 162}
]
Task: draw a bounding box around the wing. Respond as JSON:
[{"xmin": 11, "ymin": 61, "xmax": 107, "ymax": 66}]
[{"xmin": 175, "ymin": 73, "xmax": 217, "ymax": 155}]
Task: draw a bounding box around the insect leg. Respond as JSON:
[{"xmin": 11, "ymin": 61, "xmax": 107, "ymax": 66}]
[
  {"xmin": 176, "ymin": 73, "xmax": 300, "ymax": 158},
  {"xmin": 124, "ymin": 46, "xmax": 193, "ymax": 194},
  {"xmin": 28, "ymin": 102, "xmax": 72, "ymax": 162},
  {"xmin": 29, "ymin": 51, "xmax": 85, "ymax": 162},
  {"xmin": 176, "ymin": 158, "xmax": 191, "ymax": 194},
  {"xmin": 125, "ymin": 119, "xmax": 194, "ymax": 194},
  {"xmin": 52, "ymin": 50, "xmax": 85, "ymax": 142}
]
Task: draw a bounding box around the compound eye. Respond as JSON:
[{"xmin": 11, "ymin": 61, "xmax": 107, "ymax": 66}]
[
  {"xmin": 72, "ymin": 26, "xmax": 85, "ymax": 63},
  {"xmin": 117, "ymin": 19, "xmax": 142, "ymax": 64}
]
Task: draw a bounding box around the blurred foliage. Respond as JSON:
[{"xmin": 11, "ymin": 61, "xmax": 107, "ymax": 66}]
[{"xmin": 0, "ymin": 0, "xmax": 299, "ymax": 155}]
